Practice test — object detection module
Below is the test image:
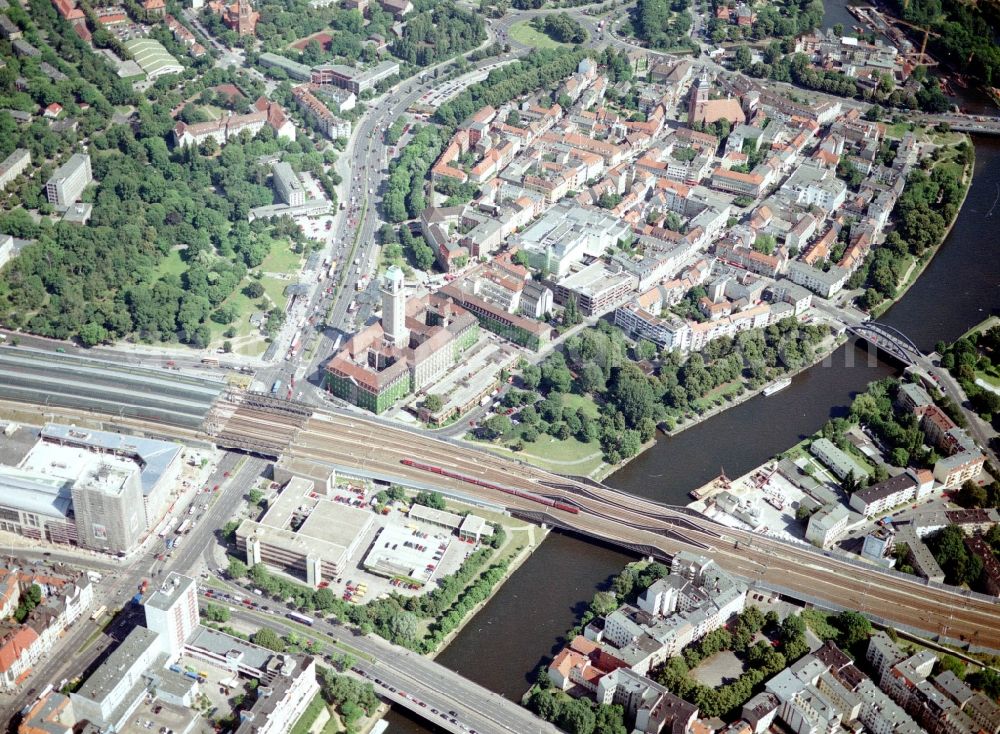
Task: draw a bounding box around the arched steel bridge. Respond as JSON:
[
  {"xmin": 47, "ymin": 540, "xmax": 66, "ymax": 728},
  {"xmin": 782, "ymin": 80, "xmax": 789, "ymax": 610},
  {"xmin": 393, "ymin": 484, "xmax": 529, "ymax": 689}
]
[{"xmin": 847, "ymin": 322, "xmax": 924, "ymax": 366}]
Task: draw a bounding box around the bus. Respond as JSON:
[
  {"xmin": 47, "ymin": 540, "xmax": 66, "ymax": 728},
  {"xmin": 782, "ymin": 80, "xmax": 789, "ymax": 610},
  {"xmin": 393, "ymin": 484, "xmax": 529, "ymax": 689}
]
[
  {"xmin": 271, "ymin": 380, "xmax": 282, "ymax": 395},
  {"xmin": 157, "ymin": 517, "xmax": 178, "ymax": 538},
  {"xmin": 286, "ymin": 611, "xmax": 314, "ymax": 626},
  {"xmin": 201, "ymin": 357, "xmax": 220, "ymax": 367},
  {"xmin": 91, "ymin": 606, "xmax": 107, "ymax": 622},
  {"xmin": 176, "ymin": 519, "xmax": 192, "ymax": 535}
]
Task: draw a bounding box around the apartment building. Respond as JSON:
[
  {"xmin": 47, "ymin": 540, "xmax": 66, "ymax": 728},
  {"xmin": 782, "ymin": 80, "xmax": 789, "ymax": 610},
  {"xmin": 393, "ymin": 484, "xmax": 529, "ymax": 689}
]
[
  {"xmin": 849, "ymin": 472, "xmax": 919, "ymax": 517},
  {"xmin": 554, "ymin": 261, "xmax": 637, "ymax": 317},
  {"xmin": 0, "ymin": 148, "xmax": 30, "ymax": 191},
  {"xmin": 805, "ymin": 503, "xmax": 851, "ymax": 548},
  {"xmin": 711, "ymin": 167, "xmax": 766, "ymax": 198},
  {"xmin": 596, "ymin": 668, "xmax": 698, "ymax": 734},
  {"xmin": 45, "ymin": 153, "xmax": 91, "ymax": 208},
  {"xmin": 292, "ymin": 85, "xmax": 350, "ymax": 139},
  {"xmin": 614, "ymin": 303, "xmax": 692, "ymax": 352},
  {"xmin": 933, "ymin": 450, "xmax": 985, "ymax": 489},
  {"xmin": 780, "ymin": 164, "xmax": 848, "ymax": 213},
  {"xmin": 787, "ymin": 260, "xmax": 850, "ymax": 298},
  {"xmin": 272, "ymin": 162, "xmax": 305, "ymax": 206},
  {"xmin": 0, "ymin": 568, "xmax": 93, "ymax": 690}
]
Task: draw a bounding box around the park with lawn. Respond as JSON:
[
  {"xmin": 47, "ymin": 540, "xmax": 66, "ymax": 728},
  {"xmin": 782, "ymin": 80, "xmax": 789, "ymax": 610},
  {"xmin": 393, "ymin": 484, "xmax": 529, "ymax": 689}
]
[
  {"xmin": 464, "ymin": 318, "xmax": 829, "ymax": 477},
  {"xmin": 154, "ymin": 232, "xmax": 305, "ymax": 357},
  {"xmin": 509, "ymin": 14, "xmax": 587, "ymax": 49}
]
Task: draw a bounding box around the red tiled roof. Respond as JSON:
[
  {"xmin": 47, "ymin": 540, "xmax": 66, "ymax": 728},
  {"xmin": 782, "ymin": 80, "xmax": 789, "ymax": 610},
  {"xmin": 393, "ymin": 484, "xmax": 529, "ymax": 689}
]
[{"xmin": 0, "ymin": 627, "xmax": 39, "ymax": 674}]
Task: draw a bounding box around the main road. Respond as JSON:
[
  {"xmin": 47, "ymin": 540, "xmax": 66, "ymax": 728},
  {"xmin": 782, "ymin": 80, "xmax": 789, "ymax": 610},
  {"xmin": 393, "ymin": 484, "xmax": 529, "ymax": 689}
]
[
  {"xmin": 0, "ymin": 451, "xmax": 262, "ymax": 733},
  {"xmin": 217, "ymin": 592, "xmax": 560, "ymax": 734}
]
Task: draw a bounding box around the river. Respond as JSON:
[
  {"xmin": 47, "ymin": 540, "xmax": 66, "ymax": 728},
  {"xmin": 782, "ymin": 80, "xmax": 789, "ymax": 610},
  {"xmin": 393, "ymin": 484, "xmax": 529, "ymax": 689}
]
[{"xmin": 382, "ymin": 133, "xmax": 1000, "ymax": 732}]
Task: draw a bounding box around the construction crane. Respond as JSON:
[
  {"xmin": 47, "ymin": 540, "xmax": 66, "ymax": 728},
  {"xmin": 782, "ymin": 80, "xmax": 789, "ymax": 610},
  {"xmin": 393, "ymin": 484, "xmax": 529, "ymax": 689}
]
[{"xmin": 891, "ymin": 16, "xmax": 940, "ymax": 65}]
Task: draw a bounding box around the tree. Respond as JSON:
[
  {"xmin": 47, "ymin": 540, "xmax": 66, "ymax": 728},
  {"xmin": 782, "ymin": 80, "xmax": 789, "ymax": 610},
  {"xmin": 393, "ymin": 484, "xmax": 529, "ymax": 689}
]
[
  {"xmin": 934, "ymin": 654, "xmax": 966, "ymax": 679},
  {"xmin": 557, "ymin": 697, "xmax": 596, "ymax": 734},
  {"xmin": 248, "ymin": 488, "xmax": 264, "ymax": 506},
  {"xmin": 955, "ymin": 480, "xmax": 988, "ymax": 509},
  {"xmin": 753, "ymin": 233, "xmax": 776, "ymax": 255},
  {"xmin": 228, "ymin": 558, "xmax": 248, "ymax": 579},
  {"xmin": 593, "ymin": 704, "xmax": 628, "ymax": 734},
  {"xmin": 563, "ymin": 296, "xmax": 581, "ymax": 327},
  {"xmin": 929, "ymin": 525, "xmax": 983, "ymax": 587},
  {"xmin": 243, "ymin": 281, "xmax": 264, "ymax": 299},
  {"xmin": 222, "ymin": 520, "xmax": 240, "ymax": 540},
  {"xmin": 78, "ymin": 322, "xmax": 108, "ymax": 347},
  {"xmin": 841, "ymin": 471, "xmax": 863, "ymax": 495},
  {"xmin": 835, "ymin": 610, "xmax": 872, "ymax": 649},
  {"xmin": 413, "ymin": 491, "xmax": 446, "ymax": 510},
  {"xmin": 204, "ymin": 603, "xmax": 230, "ymax": 622},
  {"xmin": 483, "ymin": 414, "xmax": 512, "ymax": 440},
  {"xmin": 635, "ymin": 339, "xmax": 658, "ymax": 362},
  {"xmin": 423, "ymin": 394, "xmax": 443, "ymax": 412},
  {"xmin": 734, "ymin": 44, "xmax": 752, "ymax": 70},
  {"xmin": 14, "ymin": 584, "xmax": 41, "ymax": 623},
  {"xmin": 521, "ymin": 364, "xmax": 542, "ymax": 390},
  {"xmin": 591, "ymin": 591, "xmax": 619, "ymax": 616},
  {"xmin": 315, "ymin": 587, "xmax": 336, "ymax": 611},
  {"xmin": 967, "ymin": 668, "xmax": 1000, "ymax": 700},
  {"xmin": 251, "ymin": 627, "xmax": 286, "ymax": 651}
]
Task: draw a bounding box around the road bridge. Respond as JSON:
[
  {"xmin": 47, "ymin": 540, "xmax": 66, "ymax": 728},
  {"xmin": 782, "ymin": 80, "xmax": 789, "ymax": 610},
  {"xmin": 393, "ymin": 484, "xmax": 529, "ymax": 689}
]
[
  {"xmin": 847, "ymin": 322, "xmax": 924, "ymax": 366},
  {"xmin": 917, "ymin": 113, "xmax": 1000, "ymax": 136},
  {"xmin": 222, "ymin": 605, "xmax": 560, "ymax": 734}
]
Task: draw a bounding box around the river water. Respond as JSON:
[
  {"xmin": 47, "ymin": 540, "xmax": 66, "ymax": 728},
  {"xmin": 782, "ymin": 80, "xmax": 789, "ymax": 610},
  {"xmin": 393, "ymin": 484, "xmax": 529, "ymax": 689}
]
[{"xmin": 383, "ymin": 129, "xmax": 1000, "ymax": 732}]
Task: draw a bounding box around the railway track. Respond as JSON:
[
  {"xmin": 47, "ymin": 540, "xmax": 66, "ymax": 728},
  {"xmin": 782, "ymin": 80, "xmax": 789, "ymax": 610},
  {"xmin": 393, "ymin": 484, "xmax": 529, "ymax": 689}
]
[
  {"xmin": 209, "ymin": 391, "xmax": 314, "ymax": 456},
  {"xmin": 9, "ymin": 395, "xmax": 995, "ymax": 649},
  {"xmin": 282, "ymin": 415, "xmax": 1000, "ymax": 647}
]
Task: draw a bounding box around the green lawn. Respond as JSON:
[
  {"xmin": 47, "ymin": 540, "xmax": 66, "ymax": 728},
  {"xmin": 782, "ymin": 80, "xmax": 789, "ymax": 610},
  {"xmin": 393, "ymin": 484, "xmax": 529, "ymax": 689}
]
[
  {"xmin": 262, "ymin": 240, "xmax": 304, "ymax": 274},
  {"xmin": 261, "ymin": 276, "xmax": 290, "ymax": 312},
  {"xmin": 560, "ymin": 392, "xmax": 600, "ymax": 419},
  {"xmin": 976, "ymin": 368, "xmax": 1000, "ymax": 389},
  {"xmin": 290, "ymin": 693, "xmax": 329, "ymax": 734},
  {"xmin": 204, "ymin": 237, "xmax": 301, "ymax": 350},
  {"xmin": 690, "ymin": 380, "xmax": 744, "ymax": 412},
  {"xmin": 885, "ymin": 121, "xmax": 918, "ymax": 140},
  {"xmin": 155, "ymin": 247, "xmax": 188, "ymax": 279},
  {"xmin": 485, "ymin": 431, "xmax": 605, "ymax": 476},
  {"xmin": 509, "ymin": 20, "xmax": 569, "ymax": 49}
]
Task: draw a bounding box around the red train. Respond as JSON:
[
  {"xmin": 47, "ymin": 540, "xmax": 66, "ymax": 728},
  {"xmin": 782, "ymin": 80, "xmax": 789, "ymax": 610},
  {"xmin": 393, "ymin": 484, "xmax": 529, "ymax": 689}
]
[{"xmin": 400, "ymin": 459, "xmax": 579, "ymax": 514}]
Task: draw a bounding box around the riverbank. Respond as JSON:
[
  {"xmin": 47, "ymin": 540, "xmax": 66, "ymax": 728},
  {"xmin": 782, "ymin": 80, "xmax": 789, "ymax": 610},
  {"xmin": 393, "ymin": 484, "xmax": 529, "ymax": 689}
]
[
  {"xmin": 871, "ymin": 135, "xmax": 976, "ymax": 319},
  {"xmin": 426, "ymin": 520, "xmax": 549, "ymax": 657},
  {"xmin": 661, "ymin": 332, "xmax": 847, "ymax": 438}
]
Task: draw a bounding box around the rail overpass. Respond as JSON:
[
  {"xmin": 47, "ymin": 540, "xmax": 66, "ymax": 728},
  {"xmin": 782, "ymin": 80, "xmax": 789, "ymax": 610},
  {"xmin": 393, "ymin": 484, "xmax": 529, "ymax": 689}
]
[
  {"xmin": 1, "ymin": 359, "xmax": 998, "ymax": 651},
  {"xmin": 250, "ymin": 409, "xmax": 1000, "ymax": 651},
  {"xmin": 2, "ymin": 376, "xmax": 998, "ymax": 651}
]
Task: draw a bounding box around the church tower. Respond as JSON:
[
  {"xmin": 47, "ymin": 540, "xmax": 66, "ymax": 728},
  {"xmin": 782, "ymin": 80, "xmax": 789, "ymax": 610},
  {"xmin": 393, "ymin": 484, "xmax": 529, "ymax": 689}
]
[{"xmin": 687, "ymin": 76, "xmax": 709, "ymax": 125}]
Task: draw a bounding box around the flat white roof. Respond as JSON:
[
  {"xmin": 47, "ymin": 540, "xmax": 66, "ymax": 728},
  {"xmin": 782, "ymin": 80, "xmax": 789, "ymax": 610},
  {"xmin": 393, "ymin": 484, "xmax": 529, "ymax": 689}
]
[{"xmin": 19, "ymin": 441, "xmax": 138, "ymax": 495}]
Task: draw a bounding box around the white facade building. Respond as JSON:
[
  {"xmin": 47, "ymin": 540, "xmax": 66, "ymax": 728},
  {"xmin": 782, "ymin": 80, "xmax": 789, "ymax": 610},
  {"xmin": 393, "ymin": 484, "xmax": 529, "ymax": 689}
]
[{"xmin": 45, "ymin": 153, "xmax": 91, "ymax": 208}]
